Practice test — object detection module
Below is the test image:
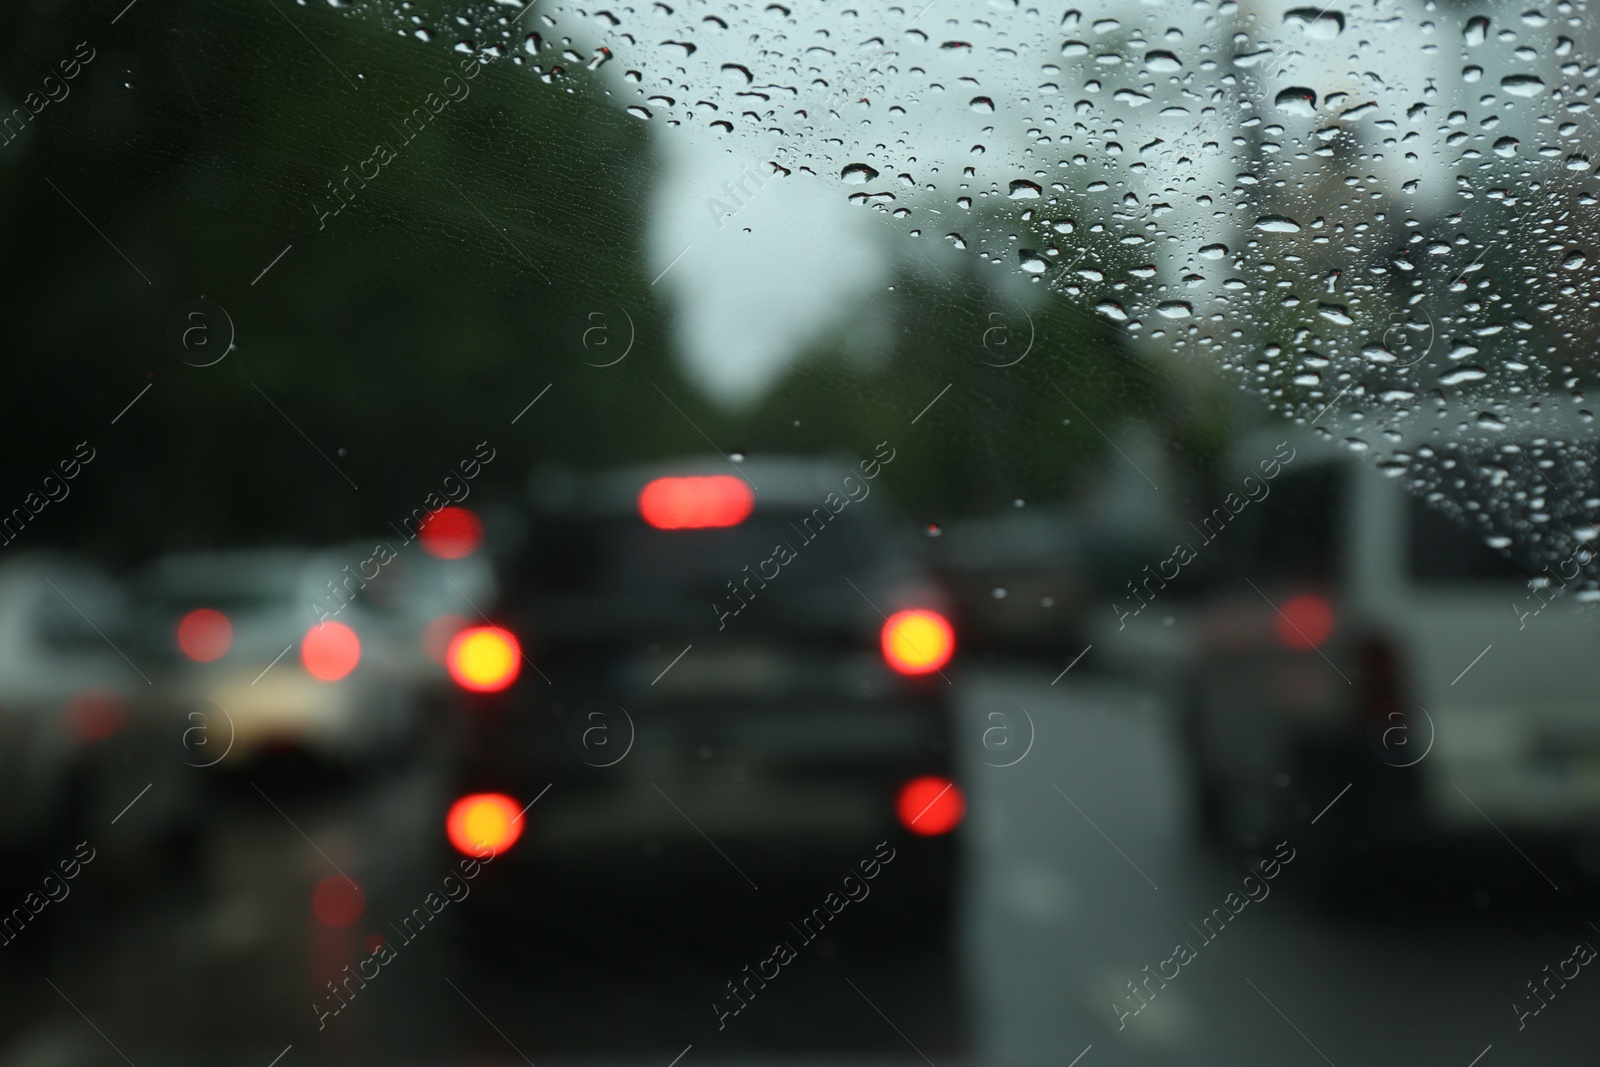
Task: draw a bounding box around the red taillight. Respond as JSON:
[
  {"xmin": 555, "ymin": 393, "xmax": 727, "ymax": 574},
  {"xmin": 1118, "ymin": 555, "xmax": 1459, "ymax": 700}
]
[
  {"xmin": 301, "ymin": 621, "xmax": 360, "ymax": 681},
  {"xmin": 446, "ymin": 626, "xmax": 522, "ymax": 692},
  {"xmin": 1275, "ymin": 594, "xmax": 1336, "ymax": 650},
  {"xmin": 177, "ymin": 608, "xmax": 232, "ymax": 662},
  {"xmin": 880, "ymin": 609, "xmax": 955, "ymax": 675},
  {"xmin": 446, "ymin": 792, "xmax": 524, "ymax": 855},
  {"xmin": 1360, "ymin": 637, "xmax": 1423, "ymax": 765},
  {"xmin": 638, "ymin": 476, "xmax": 754, "ymax": 529},
  {"xmin": 897, "ymin": 776, "xmax": 965, "ymax": 835},
  {"xmin": 1360, "ymin": 637, "xmax": 1404, "ymax": 725},
  {"xmin": 66, "ymin": 690, "xmax": 125, "ymax": 741},
  {"xmin": 419, "ymin": 506, "xmax": 484, "ymax": 559},
  {"xmin": 311, "ymin": 875, "xmax": 365, "ymax": 928}
]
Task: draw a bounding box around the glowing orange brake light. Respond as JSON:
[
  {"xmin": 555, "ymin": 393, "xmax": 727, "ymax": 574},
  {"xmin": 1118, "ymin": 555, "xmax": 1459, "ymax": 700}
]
[
  {"xmin": 881, "ymin": 609, "xmax": 955, "ymax": 675},
  {"xmin": 638, "ymin": 476, "xmax": 754, "ymax": 530},
  {"xmin": 447, "ymin": 626, "xmax": 522, "ymax": 692},
  {"xmin": 446, "ymin": 792, "xmax": 524, "ymax": 855}
]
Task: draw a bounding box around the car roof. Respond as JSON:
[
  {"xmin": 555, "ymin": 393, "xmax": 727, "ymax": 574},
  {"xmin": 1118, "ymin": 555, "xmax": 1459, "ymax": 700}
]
[{"xmin": 134, "ymin": 549, "xmax": 311, "ymax": 597}]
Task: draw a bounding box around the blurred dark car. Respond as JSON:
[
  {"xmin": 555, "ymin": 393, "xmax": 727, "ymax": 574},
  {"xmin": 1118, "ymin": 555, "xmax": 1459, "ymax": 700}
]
[{"xmin": 443, "ymin": 456, "xmax": 966, "ymax": 963}]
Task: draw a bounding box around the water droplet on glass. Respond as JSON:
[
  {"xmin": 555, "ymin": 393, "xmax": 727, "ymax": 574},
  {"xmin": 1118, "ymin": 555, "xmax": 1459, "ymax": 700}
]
[
  {"xmin": 1274, "ymin": 87, "xmax": 1318, "ymax": 116},
  {"xmin": 969, "ymin": 96, "xmax": 995, "ymax": 113},
  {"xmin": 1317, "ymin": 304, "xmax": 1354, "ymax": 325},
  {"xmin": 1283, "ymin": 7, "xmax": 1345, "ymax": 38},
  {"xmin": 841, "ymin": 163, "xmax": 879, "ymax": 184},
  {"xmin": 1500, "ymin": 74, "xmax": 1546, "ymax": 97},
  {"xmin": 1008, "ymin": 179, "xmax": 1043, "ymax": 199},
  {"xmin": 1255, "ymin": 215, "xmax": 1302, "ymax": 233}
]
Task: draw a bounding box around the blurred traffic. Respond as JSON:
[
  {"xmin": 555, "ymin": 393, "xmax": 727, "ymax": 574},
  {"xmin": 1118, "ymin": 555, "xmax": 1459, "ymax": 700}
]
[{"xmin": 2, "ymin": 431, "xmax": 1597, "ymax": 1067}]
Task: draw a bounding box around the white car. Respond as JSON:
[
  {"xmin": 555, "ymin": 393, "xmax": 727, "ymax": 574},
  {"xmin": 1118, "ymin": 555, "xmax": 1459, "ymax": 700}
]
[
  {"xmin": 134, "ymin": 548, "xmax": 457, "ymax": 765},
  {"xmin": 1182, "ymin": 414, "xmax": 1600, "ymax": 877}
]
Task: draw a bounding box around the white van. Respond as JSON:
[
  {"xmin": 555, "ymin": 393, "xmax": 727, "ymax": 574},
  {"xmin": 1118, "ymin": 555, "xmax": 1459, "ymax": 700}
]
[{"xmin": 1182, "ymin": 414, "xmax": 1600, "ymax": 870}]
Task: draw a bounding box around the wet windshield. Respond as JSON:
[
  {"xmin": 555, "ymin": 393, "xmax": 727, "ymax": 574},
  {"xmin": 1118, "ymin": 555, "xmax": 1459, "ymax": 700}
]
[{"xmin": 6, "ymin": 0, "xmax": 1600, "ymax": 1064}]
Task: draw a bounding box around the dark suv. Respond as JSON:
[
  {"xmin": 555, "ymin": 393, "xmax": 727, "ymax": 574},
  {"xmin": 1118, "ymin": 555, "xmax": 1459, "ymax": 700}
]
[{"xmin": 444, "ymin": 456, "xmax": 965, "ymax": 966}]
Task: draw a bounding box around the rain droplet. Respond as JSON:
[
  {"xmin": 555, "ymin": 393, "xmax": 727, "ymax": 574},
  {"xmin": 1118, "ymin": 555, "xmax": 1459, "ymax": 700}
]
[
  {"xmin": 1095, "ymin": 301, "xmax": 1129, "ymax": 321},
  {"xmin": 1145, "ymin": 50, "xmax": 1181, "ymax": 71},
  {"xmin": 1274, "ymin": 87, "xmax": 1318, "ymax": 116},
  {"xmin": 1562, "ymin": 250, "xmax": 1587, "ymax": 270},
  {"xmin": 1019, "ymin": 249, "xmax": 1051, "ymax": 274},
  {"xmin": 841, "ymin": 163, "xmax": 880, "ymax": 184},
  {"xmin": 1156, "ymin": 301, "xmax": 1193, "ymax": 318},
  {"xmin": 1464, "ymin": 15, "xmax": 1490, "ymax": 46},
  {"xmin": 1009, "ymin": 179, "xmax": 1043, "ymax": 199},
  {"xmin": 969, "ymin": 96, "xmax": 995, "ymax": 112},
  {"xmin": 1255, "ymin": 215, "xmax": 1302, "ymax": 233},
  {"xmin": 1500, "ymin": 74, "xmax": 1546, "ymax": 97},
  {"xmin": 1439, "ymin": 366, "xmax": 1488, "ymax": 385},
  {"xmin": 1283, "ymin": 7, "xmax": 1345, "ymax": 38},
  {"xmin": 1199, "ymin": 243, "xmax": 1229, "ymax": 259}
]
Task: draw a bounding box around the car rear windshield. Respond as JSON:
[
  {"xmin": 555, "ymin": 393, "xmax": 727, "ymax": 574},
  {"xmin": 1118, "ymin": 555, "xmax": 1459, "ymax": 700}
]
[
  {"xmin": 1223, "ymin": 464, "xmax": 1344, "ymax": 586},
  {"xmin": 1408, "ymin": 500, "xmax": 1533, "ymax": 584},
  {"xmin": 529, "ymin": 510, "xmax": 884, "ymax": 594}
]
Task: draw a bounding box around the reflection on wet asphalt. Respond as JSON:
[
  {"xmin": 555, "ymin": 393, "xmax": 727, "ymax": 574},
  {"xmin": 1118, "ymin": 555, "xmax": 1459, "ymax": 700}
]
[{"xmin": 1, "ymin": 669, "xmax": 1593, "ymax": 1065}]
